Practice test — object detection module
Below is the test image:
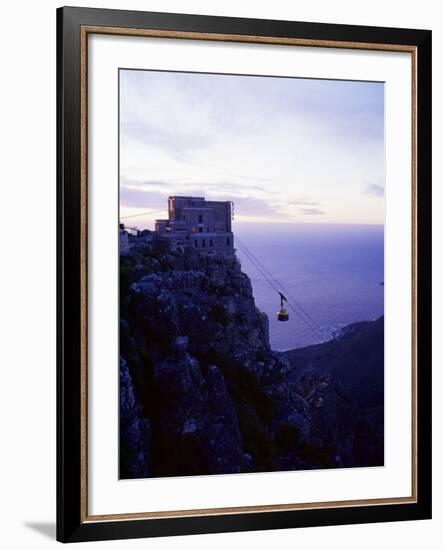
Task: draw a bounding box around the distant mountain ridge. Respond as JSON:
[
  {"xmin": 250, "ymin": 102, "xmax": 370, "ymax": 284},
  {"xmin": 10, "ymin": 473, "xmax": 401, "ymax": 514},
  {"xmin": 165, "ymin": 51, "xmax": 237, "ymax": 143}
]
[
  {"xmin": 285, "ymin": 316, "xmax": 384, "ymax": 445},
  {"xmin": 285, "ymin": 317, "xmax": 384, "ymax": 408}
]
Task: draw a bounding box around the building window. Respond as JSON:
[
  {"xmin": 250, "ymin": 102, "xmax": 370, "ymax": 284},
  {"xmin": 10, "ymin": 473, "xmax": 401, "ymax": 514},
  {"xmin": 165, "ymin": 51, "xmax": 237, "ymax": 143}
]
[
  {"xmin": 194, "ymin": 240, "xmax": 198, "ymax": 247},
  {"xmin": 227, "ymin": 237, "xmax": 230, "ymax": 246},
  {"xmin": 198, "ymin": 214, "xmax": 203, "ymax": 223},
  {"xmin": 210, "ymin": 239, "xmax": 213, "ymax": 247},
  {"xmin": 202, "ymin": 239, "xmax": 206, "ymax": 247},
  {"xmin": 207, "ymin": 228, "xmax": 210, "ymax": 232},
  {"xmin": 198, "ymin": 227, "xmax": 203, "ymax": 233}
]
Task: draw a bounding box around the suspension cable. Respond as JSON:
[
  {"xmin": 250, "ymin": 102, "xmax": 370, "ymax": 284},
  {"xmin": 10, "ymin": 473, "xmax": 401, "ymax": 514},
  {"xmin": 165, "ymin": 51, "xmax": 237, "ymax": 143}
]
[
  {"xmin": 120, "ymin": 209, "xmax": 167, "ymax": 220},
  {"xmin": 236, "ymin": 239, "xmax": 320, "ymax": 339},
  {"xmin": 242, "ymin": 242, "xmax": 323, "ymax": 335},
  {"xmin": 235, "ymin": 236, "xmax": 322, "ymax": 331},
  {"xmin": 236, "ymin": 238, "xmax": 322, "ymax": 338},
  {"xmin": 235, "ymin": 236, "xmax": 323, "ymax": 340},
  {"xmin": 237, "ymin": 243, "xmax": 321, "ymax": 340}
]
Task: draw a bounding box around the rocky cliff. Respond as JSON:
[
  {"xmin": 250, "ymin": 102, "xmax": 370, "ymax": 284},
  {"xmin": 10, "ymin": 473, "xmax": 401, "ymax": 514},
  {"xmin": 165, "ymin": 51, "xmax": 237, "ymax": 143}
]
[{"xmin": 119, "ymin": 234, "xmax": 383, "ymax": 478}]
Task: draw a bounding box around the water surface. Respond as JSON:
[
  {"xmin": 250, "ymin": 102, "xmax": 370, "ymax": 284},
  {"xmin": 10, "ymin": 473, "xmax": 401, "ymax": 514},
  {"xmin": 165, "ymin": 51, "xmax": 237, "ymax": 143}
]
[{"xmin": 234, "ymin": 224, "xmax": 384, "ymax": 350}]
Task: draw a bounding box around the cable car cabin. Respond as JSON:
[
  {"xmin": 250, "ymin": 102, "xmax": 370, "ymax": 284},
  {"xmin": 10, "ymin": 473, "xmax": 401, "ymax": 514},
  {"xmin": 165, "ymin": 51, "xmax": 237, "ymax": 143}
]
[
  {"xmin": 277, "ymin": 308, "xmax": 289, "ymax": 322},
  {"xmin": 276, "ymin": 292, "xmax": 289, "ymax": 321}
]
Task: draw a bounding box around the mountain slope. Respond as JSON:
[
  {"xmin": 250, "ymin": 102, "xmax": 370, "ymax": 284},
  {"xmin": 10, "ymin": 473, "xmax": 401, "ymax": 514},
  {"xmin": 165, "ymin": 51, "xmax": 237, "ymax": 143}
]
[
  {"xmin": 119, "ymin": 234, "xmax": 384, "ymax": 478},
  {"xmin": 285, "ymin": 317, "xmax": 384, "ymax": 409}
]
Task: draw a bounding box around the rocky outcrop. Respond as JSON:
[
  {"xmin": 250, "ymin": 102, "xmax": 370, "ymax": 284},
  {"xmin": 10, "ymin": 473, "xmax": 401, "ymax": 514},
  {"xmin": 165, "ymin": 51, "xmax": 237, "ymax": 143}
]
[
  {"xmin": 284, "ymin": 316, "xmax": 384, "ymax": 466},
  {"xmin": 119, "ymin": 357, "xmax": 151, "ymax": 478},
  {"xmin": 119, "ymin": 234, "xmax": 383, "ymax": 477}
]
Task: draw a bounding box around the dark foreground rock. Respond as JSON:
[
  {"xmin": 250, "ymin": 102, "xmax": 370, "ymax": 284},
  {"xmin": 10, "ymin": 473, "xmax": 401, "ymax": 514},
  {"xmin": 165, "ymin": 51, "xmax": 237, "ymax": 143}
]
[
  {"xmin": 284, "ymin": 317, "xmax": 384, "ymax": 466},
  {"xmin": 119, "ymin": 234, "xmax": 384, "ymax": 478}
]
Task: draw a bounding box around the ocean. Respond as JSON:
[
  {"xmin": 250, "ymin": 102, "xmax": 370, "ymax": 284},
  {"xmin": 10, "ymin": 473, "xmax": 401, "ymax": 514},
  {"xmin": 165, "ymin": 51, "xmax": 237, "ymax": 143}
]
[{"xmin": 234, "ymin": 224, "xmax": 384, "ymax": 351}]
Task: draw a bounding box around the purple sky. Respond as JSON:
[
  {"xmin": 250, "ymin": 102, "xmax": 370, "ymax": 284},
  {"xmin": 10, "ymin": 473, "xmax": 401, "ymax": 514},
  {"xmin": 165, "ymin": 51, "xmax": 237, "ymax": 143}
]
[{"xmin": 119, "ymin": 69, "xmax": 384, "ymax": 229}]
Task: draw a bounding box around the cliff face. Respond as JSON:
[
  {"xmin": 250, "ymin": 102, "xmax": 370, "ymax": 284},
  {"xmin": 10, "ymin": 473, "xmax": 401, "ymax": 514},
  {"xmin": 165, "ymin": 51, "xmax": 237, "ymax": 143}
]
[{"xmin": 120, "ymin": 235, "xmax": 383, "ymax": 478}]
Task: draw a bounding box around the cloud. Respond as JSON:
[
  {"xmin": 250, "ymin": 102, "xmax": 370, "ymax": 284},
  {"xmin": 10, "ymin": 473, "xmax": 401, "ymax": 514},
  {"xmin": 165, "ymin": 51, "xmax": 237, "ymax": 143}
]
[
  {"xmin": 121, "ymin": 177, "xmax": 167, "ymax": 188},
  {"xmin": 120, "ymin": 70, "xmax": 385, "ymax": 224},
  {"xmin": 182, "ymin": 181, "xmax": 271, "ymax": 197},
  {"xmin": 181, "ymin": 193, "xmax": 286, "ymax": 220},
  {"xmin": 288, "ymin": 197, "xmax": 318, "ymax": 206},
  {"xmin": 226, "ymin": 172, "xmax": 277, "ymax": 185},
  {"xmin": 300, "ymin": 208, "xmax": 326, "ymax": 216},
  {"xmin": 120, "ymin": 177, "xmax": 274, "ymax": 204},
  {"xmin": 121, "ymin": 121, "xmax": 214, "ymax": 161},
  {"xmin": 120, "ymin": 188, "xmax": 168, "ymax": 209},
  {"xmin": 364, "ymin": 183, "xmax": 384, "ymax": 197}
]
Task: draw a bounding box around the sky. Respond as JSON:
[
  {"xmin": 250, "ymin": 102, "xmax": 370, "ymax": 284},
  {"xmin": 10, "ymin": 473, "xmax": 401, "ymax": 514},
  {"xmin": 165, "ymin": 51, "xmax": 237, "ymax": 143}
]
[{"xmin": 119, "ymin": 69, "xmax": 384, "ymax": 229}]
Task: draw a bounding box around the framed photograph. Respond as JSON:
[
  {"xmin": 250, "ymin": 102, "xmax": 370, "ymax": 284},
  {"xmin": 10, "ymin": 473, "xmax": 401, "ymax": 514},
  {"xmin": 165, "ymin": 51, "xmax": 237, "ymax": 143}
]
[{"xmin": 57, "ymin": 6, "xmax": 432, "ymax": 543}]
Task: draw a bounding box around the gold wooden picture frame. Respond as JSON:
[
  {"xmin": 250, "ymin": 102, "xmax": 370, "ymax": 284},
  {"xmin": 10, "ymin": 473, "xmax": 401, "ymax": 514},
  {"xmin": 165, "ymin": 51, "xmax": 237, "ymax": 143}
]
[{"xmin": 57, "ymin": 7, "xmax": 431, "ymax": 543}]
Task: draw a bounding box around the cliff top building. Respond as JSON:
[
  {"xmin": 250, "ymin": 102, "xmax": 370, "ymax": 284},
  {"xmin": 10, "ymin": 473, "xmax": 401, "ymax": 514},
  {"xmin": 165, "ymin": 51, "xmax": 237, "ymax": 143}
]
[{"xmin": 155, "ymin": 196, "xmax": 234, "ymax": 255}]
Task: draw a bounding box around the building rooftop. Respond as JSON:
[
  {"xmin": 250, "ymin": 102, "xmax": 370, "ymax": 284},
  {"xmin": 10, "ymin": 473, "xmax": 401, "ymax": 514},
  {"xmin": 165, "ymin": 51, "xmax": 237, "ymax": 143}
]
[{"xmin": 169, "ymin": 195, "xmax": 205, "ymax": 200}]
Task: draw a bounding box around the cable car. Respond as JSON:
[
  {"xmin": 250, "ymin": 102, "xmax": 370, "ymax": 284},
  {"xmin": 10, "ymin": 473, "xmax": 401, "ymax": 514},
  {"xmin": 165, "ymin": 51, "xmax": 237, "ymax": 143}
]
[{"xmin": 277, "ymin": 292, "xmax": 289, "ymax": 322}]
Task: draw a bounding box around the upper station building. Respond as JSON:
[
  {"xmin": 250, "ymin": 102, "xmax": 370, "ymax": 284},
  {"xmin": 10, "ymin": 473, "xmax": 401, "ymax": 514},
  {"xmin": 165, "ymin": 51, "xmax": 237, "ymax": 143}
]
[{"xmin": 155, "ymin": 196, "xmax": 234, "ymax": 254}]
